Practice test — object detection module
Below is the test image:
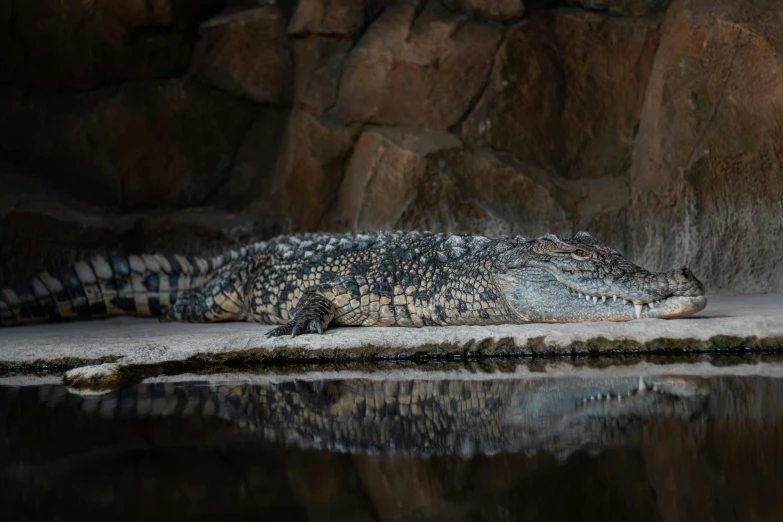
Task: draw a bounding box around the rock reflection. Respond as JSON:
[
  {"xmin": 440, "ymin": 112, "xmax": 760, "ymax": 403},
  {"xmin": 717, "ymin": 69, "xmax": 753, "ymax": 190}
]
[{"xmin": 1, "ymin": 375, "xmax": 783, "ymax": 521}]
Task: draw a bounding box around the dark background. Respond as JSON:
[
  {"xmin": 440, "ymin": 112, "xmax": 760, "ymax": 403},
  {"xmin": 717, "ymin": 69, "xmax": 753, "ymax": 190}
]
[{"xmin": 1, "ymin": 0, "xmax": 781, "ymax": 294}]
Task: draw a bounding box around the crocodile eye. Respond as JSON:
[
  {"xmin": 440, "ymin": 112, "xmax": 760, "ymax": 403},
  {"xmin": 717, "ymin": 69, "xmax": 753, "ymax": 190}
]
[{"xmin": 572, "ymin": 249, "xmax": 590, "ymax": 259}]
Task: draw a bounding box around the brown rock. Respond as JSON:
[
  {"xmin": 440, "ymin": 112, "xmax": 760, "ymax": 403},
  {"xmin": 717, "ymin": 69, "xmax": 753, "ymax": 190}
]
[
  {"xmin": 570, "ymin": 0, "xmax": 670, "ymax": 17},
  {"xmin": 333, "ymin": 1, "xmax": 502, "ymax": 129},
  {"xmin": 627, "ymin": 0, "xmax": 783, "ymax": 293},
  {"xmin": 115, "ymin": 83, "xmax": 258, "ymax": 210},
  {"xmin": 454, "ymin": 150, "xmax": 568, "ymax": 235},
  {"xmin": 293, "ymin": 37, "xmax": 353, "ymax": 114},
  {"xmin": 327, "ymin": 127, "xmax": 462, "ymax": 231},
  {"xmin": 396, "ymin": 160, "xmax": 505, "ymax": 235},
  {"xmin": 461, "ymin": 12, "xmax": 659, "ymax": 180},
  {"xmin": 196, "ymin": 8, "xmax": 293, "ymax": 104},
  {"xmin": 289, "ymin": 0, "xmax": 365, "ymax": 36},
  {"xmin": 0, "ymin": 0, "xmax": 223, "ymax": 88},
  {"xmin": 227, "ymin": 0, "xmax": 276, "ymax": 6},
  {"xmin": 277, "ymin": 111, "xmax": 359, "ymax": 231},
  {"xmin": 207, "ymin": 107, "xmax": 291, "ymax": 210},
  {"xmin": 442, "ymin": 0, "xmax": 524, "ymax": 20},
  {"xmin": 398, "ymin": 148, "xmax": 570, "ymax": 237},
  {"xmin": 226, "ymin": 0, "xmax": 299, "ymax": 18},
  {"xmin": 0, "ymin": 81, "xmax": 256, "ymax": 210},
  {"xmin": 563, "ymin": 176, "xmax": 631, "ymax": 253},
  {"xmin": 0, "ymin": 86, "xmax": 125, "ymax": 206}
]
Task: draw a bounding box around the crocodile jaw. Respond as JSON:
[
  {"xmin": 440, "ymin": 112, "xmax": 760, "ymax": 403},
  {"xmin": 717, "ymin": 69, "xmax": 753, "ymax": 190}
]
[{"xmin": 495, "ymin": 270, "xmax": 707, "ymax": 323}]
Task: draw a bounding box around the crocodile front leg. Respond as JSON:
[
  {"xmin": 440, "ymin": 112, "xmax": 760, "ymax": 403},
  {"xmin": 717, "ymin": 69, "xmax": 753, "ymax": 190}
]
[
  {"xmin": 264, "ymin": 276, "xmax": 375, "ymax": 338},
  {"xmin": 266, "ymin": 289, "xmax": 335, "ymax": 338}
]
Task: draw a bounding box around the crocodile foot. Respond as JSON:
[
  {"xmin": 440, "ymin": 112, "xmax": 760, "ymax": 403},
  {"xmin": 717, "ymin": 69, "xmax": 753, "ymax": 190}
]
[{"xmin": 266, "ymin": 291, "xmax": 334, "ymax": 338}]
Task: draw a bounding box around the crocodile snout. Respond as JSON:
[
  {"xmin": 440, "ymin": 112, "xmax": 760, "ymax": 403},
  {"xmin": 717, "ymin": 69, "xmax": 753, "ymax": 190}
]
[{"xmin": 666, "ymin": 268, "xmax": 706, "ymax": 297}]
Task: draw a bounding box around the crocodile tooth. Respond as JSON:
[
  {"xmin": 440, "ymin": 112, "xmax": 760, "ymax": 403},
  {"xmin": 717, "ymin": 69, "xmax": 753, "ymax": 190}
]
[
  {"xmin": 585, "ymin": 294, "xmax": 591, "ymax": 301},
  {"xmin": 578, "ymin": 293, "xmax": 584, "ymax": 298},
  {"xmin": 592, "ymin": 296, "xmax": 597, "ymax": 303},
  {"xmin": 601, "ymin": 296, "xmax": 607, "ymax": 303},
  {"xmin": 638, "ymin": 376, "xmax": 645, "ymax": 392},
  {"xmin": 617, "ymin": 393, "xmax": 622, "ymax": 400},
  {"xmin": 622, "ymin": 299, "xmax": 628, "ymax": 304},
  {"xmin": 634, "ymin": 304, "xmax": 643, "ymax": 319},
  {"xmin": 648, "ymin": 301, "xmax": 655, "ymax": 309},
  {"xmin": 589, "ymin": 395, "xmax": 595, "ymax": 401}
]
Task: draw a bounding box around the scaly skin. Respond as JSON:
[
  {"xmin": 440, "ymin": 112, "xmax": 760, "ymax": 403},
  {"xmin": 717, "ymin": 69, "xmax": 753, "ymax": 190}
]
[{"xmin": 0, "ymin": 231, "xmax": 707, "ymax": 334}]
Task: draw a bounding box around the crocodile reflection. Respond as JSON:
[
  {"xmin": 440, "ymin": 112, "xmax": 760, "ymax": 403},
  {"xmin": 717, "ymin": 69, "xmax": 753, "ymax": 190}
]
[{"xmin": 30, "ymin": 375, "xmax": 709, "ymax": 457}]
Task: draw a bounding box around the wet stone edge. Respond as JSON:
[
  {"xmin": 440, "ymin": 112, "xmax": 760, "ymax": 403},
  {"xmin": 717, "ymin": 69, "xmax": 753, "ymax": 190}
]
[
  {"xmin": 0, "ymin": 355, "xmax": 121, "ymax": 377},
  {"xmin": 8, "ymin": 334, "xmax": 774, "ymax": 390}
]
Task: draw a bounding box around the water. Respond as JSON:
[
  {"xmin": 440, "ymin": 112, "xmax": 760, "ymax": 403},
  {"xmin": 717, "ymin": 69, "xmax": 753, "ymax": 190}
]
[{"xmin": 3, "ymin": 364, "xmax": 783, "ymax": 521}]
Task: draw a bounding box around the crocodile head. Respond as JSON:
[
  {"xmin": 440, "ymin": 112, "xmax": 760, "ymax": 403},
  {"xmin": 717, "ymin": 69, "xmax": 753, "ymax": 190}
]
[{"xmin": 494, "ymin": 232, "xmax": 707, "ymax": 322}]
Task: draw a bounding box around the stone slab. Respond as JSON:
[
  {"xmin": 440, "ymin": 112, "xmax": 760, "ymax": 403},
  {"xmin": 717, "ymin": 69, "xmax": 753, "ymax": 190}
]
[
  {"xmin": 7, "ymin": 360, "xmax": 783, "ymax": 389},
  {"xmin": 0, "ymin": 295, "xmax": 781, "ymax": 370}
]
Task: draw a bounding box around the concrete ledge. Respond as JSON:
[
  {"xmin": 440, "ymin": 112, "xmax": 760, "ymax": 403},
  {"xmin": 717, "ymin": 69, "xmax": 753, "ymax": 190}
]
[
  {"xmin": 0, "ymin": 295, "xmax": 781, "ymax": 387},
  {"xmin": 7, "ymin": 360, "xmax": 783, "ymax": 390}
]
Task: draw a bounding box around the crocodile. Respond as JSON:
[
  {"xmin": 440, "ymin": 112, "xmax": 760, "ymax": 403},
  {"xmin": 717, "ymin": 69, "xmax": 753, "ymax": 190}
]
[
  {"xmin": 0, "ymin": 374, "xmax": 710, "ymax": 457},
  {"xmin": 0, "ymin": 230, "xmax": 707, "ymax": 335}
]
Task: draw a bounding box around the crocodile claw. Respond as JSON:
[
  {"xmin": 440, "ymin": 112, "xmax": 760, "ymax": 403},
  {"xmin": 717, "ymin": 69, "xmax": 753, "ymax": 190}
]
[
  {"xmin": 266, "ymin": 325, "xmax": 291, "ymax": 338},
  {"xmin": 266, "ymin": 318, "xmax": 327, "ymax": 338}
]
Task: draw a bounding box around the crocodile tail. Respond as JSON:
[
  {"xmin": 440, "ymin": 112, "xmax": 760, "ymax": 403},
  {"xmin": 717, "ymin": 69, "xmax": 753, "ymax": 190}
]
[{"xmin": 0, "ymin": 250, "xmax": 247, "ymax": 327}]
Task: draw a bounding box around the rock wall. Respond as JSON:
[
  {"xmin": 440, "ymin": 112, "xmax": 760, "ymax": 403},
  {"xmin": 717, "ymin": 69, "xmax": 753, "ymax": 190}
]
[{"xmin": 0, "ymin": 0, "xmax": 781, "ymax": 293}]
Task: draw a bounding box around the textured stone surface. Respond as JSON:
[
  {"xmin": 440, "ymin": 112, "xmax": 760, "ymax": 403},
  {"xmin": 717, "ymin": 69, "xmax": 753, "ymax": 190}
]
[
  {"xmin": 277, "ymin": 111, "xmax": 360, "ymax": 231},
  {"xmin": 206, "ymin": 107, "xmax": 290, "ymax": 209},
  {"xmin": 0, "ymin": 295, "xmax": 780, "ymax": 369},
  {"xmin": 333, "ymin": 1, "xmax": 502, "ymax": 128},
  {"xmin": 443, "ymin": 0, "xmax": 524, "ymax": 20},
  {"xmin": 398, "ymin": 147, "xmax": 570, "ymax": 236},
  {"xmin": 569, "ymin": 0, "xmax": 670, "ymax": 16},
  {"xmin": 293, "ymin": 37, "xmax": 353, "ymax": 113},
  {"xmin": 462, "ymin": 12, "xmax": 659, "ymax": 180},
  {"xmin": 326, "ymin": 127, "xmax": 462, "ymax": 231},
  {"xmin": 197, "ymin": 7, "xmax": 293, "ymax": 104},
  {"xmin": 289, "ymin": 0, "xmax": 365, "ymax": 36},
  {"xmin": 0, "ymin": 81, "xmax": 255, "ymax": 209},
  {"xmin": 0, "ymin": 0, "xmax": 223, "ymax": 88},
  {"xmin": 397, "ymin": 146, "xmax": 631, "ymax": 248},
  {"xmin": 626, "ymin": 0, "xmax": 783, "ymax": 293}
]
